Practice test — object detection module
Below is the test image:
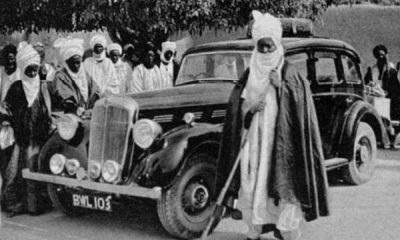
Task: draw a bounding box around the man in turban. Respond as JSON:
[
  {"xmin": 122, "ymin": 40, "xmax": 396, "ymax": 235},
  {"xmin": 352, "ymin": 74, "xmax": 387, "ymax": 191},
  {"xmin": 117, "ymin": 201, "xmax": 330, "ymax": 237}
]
[
  {"xmin": 0, "ymin": 44, "xmax": 19, "ymax": 217},
  {"xmin": 51, "ymin": 38, "xmax": 100, "ymax": 114},
  {"xmin": 0, "ymin": 44, "xmax": 20, "ymax": 102},
  {"xmin": 0, "ymin": 42, "xmax": 52, "ymax": 217},
  {"xmin": 159, "ymin": 41, "xmax": 179, "ymax": 87},
  {"xmin": 214, "ymin": 11, "xmax": 329, "ymax": 240},
  {"xmin": 83, "ymin": 34, "xmax": 120, "ymax": 95},
  {"xmin": 122, "ymin": 43, "xmax": 140, "ymax": 69},
  {"xmin": 365, "ymin": 45, "xmax": 400, "ymax": 121},
  {"xmin": 33, "ymin": 42, "xmax": 55, "ymax": 81},
  {"xmin": 107, "ymin": 43, "xmax": 133, "ymax": 93},
  {"xmin": 130, "ymin": 42, "xmax": 163, "ymax": 93}
]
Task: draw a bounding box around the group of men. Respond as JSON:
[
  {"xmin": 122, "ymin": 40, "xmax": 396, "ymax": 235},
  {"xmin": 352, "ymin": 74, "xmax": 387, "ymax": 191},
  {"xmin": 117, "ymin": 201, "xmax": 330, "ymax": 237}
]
[
  {"xmin": 3, "ymin": 34, "xmax": 179, "ymax": 97},
  {"xmin": 0, "ymin": 34, "xmax": 180, "ymax": 219}
]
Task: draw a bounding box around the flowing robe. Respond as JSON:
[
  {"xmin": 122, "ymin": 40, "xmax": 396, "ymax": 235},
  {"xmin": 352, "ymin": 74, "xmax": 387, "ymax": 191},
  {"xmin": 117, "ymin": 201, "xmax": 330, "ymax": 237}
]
[
  {"xmin": 0, "ymin": 67, "xmax": 20, "ymax": 217},
  {"xmin": 83, "ymin": 57, "xmax": 120, "ymax": 94},
  {"xmin": 0, "ymin": 81, "xmax": 51, "ymax": 213},
  {"xmin": 113, "ymin": 60, "xmax": 133, "ymax": 93},
  {"xmin": 51, "ymin": 68, "xmax": 100, "ymax": 113},
  {"xmin": 215, "ymin": 61, "xmax": 330, "ymax": 222},
  {"xmin": 130, "ymin": 64, "xmax": 164, "ymax": 93},
  {"xmin": 237, "ymin": 75, "xmax": 281, "ymax": 225}
]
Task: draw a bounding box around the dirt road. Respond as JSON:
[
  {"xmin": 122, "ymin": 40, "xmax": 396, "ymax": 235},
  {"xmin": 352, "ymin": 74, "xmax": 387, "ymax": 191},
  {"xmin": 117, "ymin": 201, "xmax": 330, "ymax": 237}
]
[{"xmin": 1, "ymin": 150, "xmax": 399, "ymax": 240}]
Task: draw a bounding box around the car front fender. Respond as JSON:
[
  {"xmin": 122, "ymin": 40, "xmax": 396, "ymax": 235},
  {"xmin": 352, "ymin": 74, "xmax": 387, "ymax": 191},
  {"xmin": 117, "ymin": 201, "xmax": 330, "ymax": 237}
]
[
  {"xmin": 136, "ymin": 123, "xmax": 222, "ymax": 186},
  {"xmin": 38, "ymin": 129, "xmax": 89, "ymax": 174},
  {"xmin": 338, "ymin": 100, "xmax": 389, "ymax": 159}
]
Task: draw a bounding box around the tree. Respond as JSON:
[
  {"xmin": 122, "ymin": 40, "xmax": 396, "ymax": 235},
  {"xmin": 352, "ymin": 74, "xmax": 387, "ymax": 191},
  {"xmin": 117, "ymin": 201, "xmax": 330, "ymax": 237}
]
[{"xmin": 0, "ymin": 0, "xmax": 339, "ymax": 50}]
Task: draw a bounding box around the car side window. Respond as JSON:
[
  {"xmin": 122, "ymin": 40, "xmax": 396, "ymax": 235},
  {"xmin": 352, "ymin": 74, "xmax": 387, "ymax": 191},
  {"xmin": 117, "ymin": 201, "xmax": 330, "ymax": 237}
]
[
  {"xmin": 313, "ymin": 51, "xmax": 340, "ymax": 85},
  {"xmin": 286, "ymin": 53, "xmax": 308, "ymax": 80},
  {"xmin": 342, "ymin": 55, "xmax": 361, "ymax": 83}
]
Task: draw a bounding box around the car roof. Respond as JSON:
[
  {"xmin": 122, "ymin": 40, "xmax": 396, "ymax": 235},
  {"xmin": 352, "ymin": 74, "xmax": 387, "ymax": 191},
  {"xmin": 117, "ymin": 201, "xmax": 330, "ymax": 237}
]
[{"xmin": 184, "ymin": 37, "xmax": 360, "ymax": 62}]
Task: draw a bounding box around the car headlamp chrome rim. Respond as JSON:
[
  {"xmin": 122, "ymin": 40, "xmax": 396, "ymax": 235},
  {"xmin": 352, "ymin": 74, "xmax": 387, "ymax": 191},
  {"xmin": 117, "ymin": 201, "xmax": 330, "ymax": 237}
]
[
  {"xmin": 49, "ymin": 154, "xmax": 66, "ymax": 174},
  {"xmin": 88, "ymin": 161, "xmax": 101, "ymax": 179},
  {"xmin": 57, "ymin": 114, "xmax": 80, "ymax": 141},
  {"xmin": 65, "ymin": 159, "xmax": 80, "ymax": 176},
  {"xmin": 133, "ymin": 119, "xmax": 162, "ymax": 149},
  {"xmin": 101, "ymin": 160, "xmax": 120, "ymax": 183}
]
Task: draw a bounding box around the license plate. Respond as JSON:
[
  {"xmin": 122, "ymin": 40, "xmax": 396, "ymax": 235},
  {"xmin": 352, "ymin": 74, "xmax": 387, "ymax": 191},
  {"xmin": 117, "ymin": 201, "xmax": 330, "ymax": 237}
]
[{"xmin": 72, "ymin": 194, "xmax": 112, "ymax": 212}]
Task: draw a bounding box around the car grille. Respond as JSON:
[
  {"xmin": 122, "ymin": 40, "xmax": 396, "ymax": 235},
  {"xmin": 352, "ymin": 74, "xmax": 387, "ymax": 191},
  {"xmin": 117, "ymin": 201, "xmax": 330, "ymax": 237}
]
[{"xmin": 88, "ymin": 103, "xmax": 131, "ymax": 178}]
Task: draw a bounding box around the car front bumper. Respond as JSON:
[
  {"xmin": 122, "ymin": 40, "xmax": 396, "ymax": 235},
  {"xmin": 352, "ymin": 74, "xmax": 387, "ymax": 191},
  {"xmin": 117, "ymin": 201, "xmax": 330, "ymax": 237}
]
[{"xmin": 22, "ymin": 169, "xmax": 162, "ymax": 199}]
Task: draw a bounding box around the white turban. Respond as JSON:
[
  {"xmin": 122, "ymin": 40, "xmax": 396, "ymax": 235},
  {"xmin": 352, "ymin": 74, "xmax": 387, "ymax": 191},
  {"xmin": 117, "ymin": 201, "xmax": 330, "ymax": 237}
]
[
  {"xmin": 17, "ymin": 42, "xmax": 41, "ymax": 107},
  {"xmin": 16, "ymin": 41, "xmax": 41, "ymax": 72},
  {"xmin": 161, "ymin": 41, "xmax": 177, "ymax": 63},
  {"xmin": 90, "ymin": 34, "xmax": 107, "ymax": 49},
  {"xmin": 162, "ymin": 41, "xmax": 177, "ymax": 53},
  {"xmin": 243, "ymin": 11, "xmax": 284, "ymax": 113},
  {"xmin": 107, "ymin": 43, "xmax": 122, "ymax": 55},
  {"xmin": 59, "ymin": 38, "xmax": 85, "ymax": 61},
  {"xmin": 251, "ymin": 10, "xmax": 282, "ymax": 45}
]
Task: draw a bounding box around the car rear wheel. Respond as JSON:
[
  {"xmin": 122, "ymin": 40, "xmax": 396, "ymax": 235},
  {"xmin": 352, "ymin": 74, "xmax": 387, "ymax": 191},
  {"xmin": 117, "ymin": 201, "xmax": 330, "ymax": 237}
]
[
  {"xmin": 157, "ymin": 153, "xmax": 217, "ymax": 239},
  {"xmin": 343, "ymin": 122, "xmax": 377, "ymax": 185},
  {"xmin": 47, "ymin": 183, "xmax": 87, "ymax": 216}
]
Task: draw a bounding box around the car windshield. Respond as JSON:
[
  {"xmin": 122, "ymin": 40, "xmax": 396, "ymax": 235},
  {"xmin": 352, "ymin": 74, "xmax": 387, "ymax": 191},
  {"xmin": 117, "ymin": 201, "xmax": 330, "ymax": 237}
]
[{"xmin": 176, "ymin": 51, "xmax": 251, "ymax": 85}]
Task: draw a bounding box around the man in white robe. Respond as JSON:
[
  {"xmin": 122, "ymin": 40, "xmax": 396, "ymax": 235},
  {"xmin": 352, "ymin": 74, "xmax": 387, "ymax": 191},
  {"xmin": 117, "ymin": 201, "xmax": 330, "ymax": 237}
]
[
  {"xmin": 130, "ymin": 44, "xmax": 163, "ymax": 93},
  {"xmin": 107, "ymin": 43, "xmax": 133, "ymax": 93},
  {"xmin": 84, "ymin": 34, "xmax": 120, "ymax": 94},
  {"xmin": 159, "ymin": 41, "xmax": 179, "ymax": 87},
  {"xmin": 238, "ymin": 11, "xmax": 303, "ymax": 240}
]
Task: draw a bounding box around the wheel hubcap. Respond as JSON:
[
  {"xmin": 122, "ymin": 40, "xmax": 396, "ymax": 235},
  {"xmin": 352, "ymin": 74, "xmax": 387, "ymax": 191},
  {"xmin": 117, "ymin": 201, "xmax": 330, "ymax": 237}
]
[
  {"xmin": 356, "ymin": 137, "xmax": 371, "ymax": 169},
  {"xmin": 183, "ymin": 177, "xmax": 211, "ymax": 217},
  {"xmin": 186, "ymin": 182, "xmax": 209, "ymax": 210},
  {"xmin": 360, "ymin": 145, "xmax": 369, "ymax": 162}
]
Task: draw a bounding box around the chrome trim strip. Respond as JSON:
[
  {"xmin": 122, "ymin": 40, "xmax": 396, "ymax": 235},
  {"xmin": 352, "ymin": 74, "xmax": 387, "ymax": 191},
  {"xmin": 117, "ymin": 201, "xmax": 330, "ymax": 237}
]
[{"xmin": 22, "ymin": 169, "xmax": 161, "ymax": 199}]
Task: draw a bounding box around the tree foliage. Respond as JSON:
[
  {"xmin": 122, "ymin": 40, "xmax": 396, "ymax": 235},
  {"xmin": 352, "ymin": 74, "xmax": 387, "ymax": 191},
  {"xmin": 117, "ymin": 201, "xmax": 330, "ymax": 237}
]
[{"xmin": 0, "ymin": 0, "xmax": 339, "ymax": 48}]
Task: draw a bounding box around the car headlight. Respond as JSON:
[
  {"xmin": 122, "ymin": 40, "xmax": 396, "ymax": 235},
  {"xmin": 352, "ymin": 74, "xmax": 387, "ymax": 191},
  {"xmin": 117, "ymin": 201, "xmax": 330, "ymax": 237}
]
[
  {"xmin": 133, "ymin": 119, "xmax": 162, "ymax": 149},
  {"xmin": 65, "ymin": 159, "xmax": 80, "ymax": 176},
  {"xmin": 57, "ymin": 114, "xmax": 80, "ymax": 141},
  {"xmin": 88, "ymin": 161, "xmax": 101, "ymax": 179},
  {"xmin": 101, "ymin": 160, "xmax": 120, "ymax": 183},
  {"xmin": 49, "ymin": 154, "xmax": 66, "ymax": 174}
]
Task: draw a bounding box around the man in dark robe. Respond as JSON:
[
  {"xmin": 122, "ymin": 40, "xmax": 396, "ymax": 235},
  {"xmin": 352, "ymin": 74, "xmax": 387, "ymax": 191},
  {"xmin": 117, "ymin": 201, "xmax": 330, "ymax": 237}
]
[
  {"xmin": 0, "ymin": 42, "xmax": 52, "ymax": 216},
  {"xmin": 364, "ymin": 44, "xmax": 400, "ymax": 121},
  {"xmin": 51, "ymin": 38, "xmax": 99, "ymax": 114},
  {"xmin": 215, "ymin": 11, "xmax": 329, "ymax": 240}
]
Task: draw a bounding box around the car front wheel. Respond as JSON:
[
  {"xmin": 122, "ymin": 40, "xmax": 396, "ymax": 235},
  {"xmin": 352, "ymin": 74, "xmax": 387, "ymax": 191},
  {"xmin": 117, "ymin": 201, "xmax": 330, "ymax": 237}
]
[
  {"xmin": 157, "ymin": 153, "xmax": 216, "ymax": 239},
  {"xmin": 343, "ymin": 122, "xmax": 377, "ymax": 185}
]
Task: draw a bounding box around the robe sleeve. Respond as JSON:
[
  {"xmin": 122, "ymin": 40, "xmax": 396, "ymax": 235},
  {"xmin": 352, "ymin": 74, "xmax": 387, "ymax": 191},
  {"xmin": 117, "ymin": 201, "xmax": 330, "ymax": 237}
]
[
  {"xmin": 105, "ymin": 59, "xmax": 120, "ymax": 94},
  {"xmin": 2, "ymin": 82, "xmax": 22, "ymax": 123},
  {"xmin": 154, "ymin": 66, "xmax": 164, "ymax": 89},
  {"xmin": 130, "ymin": 66, "xmax": 144, "ymax": 93},
  {"xmin": 124, "ymin": 63, "xmax": 133, "ymax": 93},
  {"xmin": 87, "ymin": 75, "xmax": 100, "ymax": 109},
  {"xmin": 51, "ymin": 71, "xmax": 80, "ymax": 113}
]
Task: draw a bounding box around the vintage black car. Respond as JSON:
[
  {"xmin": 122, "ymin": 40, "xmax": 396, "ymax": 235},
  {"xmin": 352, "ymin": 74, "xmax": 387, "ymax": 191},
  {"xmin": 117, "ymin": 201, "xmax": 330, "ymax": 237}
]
[{"xmin": 23, "ymin": 32, "xmax": 389, "ymax": 239}]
